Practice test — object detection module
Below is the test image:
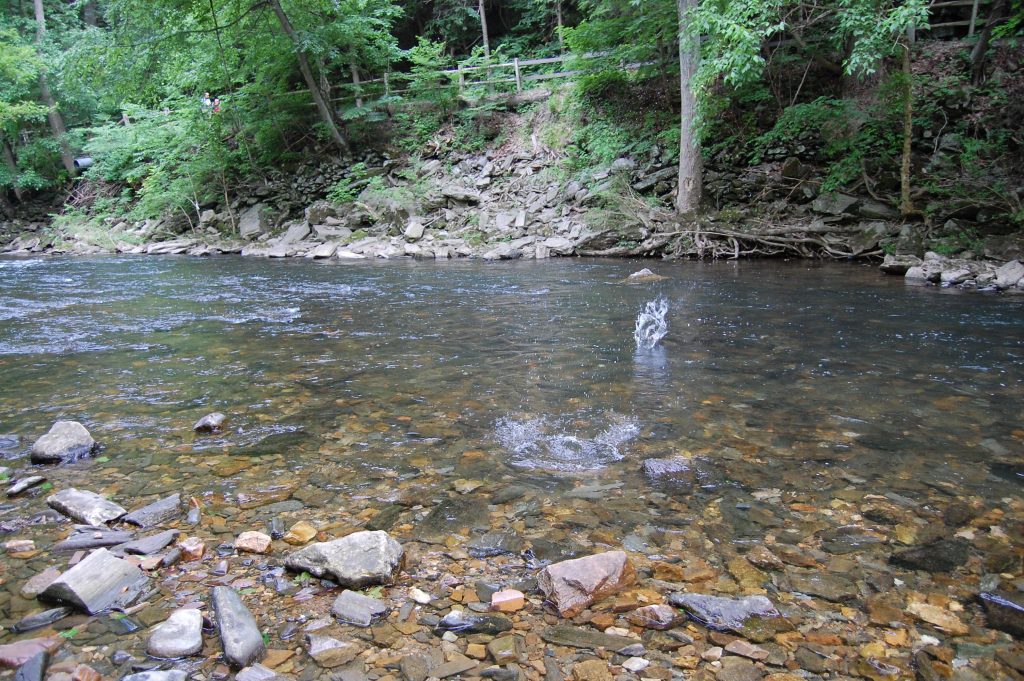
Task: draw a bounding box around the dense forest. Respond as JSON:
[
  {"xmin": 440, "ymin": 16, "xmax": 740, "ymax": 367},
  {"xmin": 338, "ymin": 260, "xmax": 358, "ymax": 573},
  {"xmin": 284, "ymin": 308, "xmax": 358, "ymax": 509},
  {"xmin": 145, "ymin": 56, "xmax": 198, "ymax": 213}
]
[{"xmin": 1, "ymin": 0, "xmax": 1022, "ymax": 260}]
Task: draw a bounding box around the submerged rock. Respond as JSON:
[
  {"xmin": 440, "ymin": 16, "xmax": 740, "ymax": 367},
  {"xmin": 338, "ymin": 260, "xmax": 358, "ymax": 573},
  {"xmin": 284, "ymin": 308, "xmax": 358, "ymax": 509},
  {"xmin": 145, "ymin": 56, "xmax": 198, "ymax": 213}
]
[
  {"xmin": 668, "ymin": 593, "xmax": 780, "ymax": 633},
  {"xmin": 537, "ymin": 551, "xmax": 636, "ymax": 617},
  {"xmin": 46, "ymin": 488, "xmax": 126, "ymax": 525},
  {"xmin": 11, "ymin": 607, "xmax": 72, "ymax": 633},
  {"xmin": 889, "ymin": 538, "xmax": 970, "ymax": 573},
  {"xmin": 212, "ymin": 586, "xmax": 265, "ymax": 669},
  {"xmin": 285, "ymin": 530, "xmax": 404, "ymax": 588},
  {"xmin": 7, "ymin": 475, "xmax": 46, "ymax": 497},
  {"xmin": 539, "ymin": 625, "xmax": 637, "ymax": 652},
  {"xmin": 468, "ymin": 530, "xmax": 524, "ymax": 558},
  {"xmin": 30, "ymin": 421, "xmax": 95, "ymax": 464},
  {"xmin": 122, "ymin": 672, "xmax": 188, "ymax": 681},
  {"xmin": 40, "ymin": 548, "xmax": 148, "ymax": 614},
  {"xmin": 12, "ymin": 651, "xmax": 48, "ymax": 681},
  {"xmin": 148, "ymin": 608, "xmax": 204, "ymax": 658},
  {"xmin": 435, "ymin": 610, "xmax": 512, "ymax": 636},
  {"xmin": 0, "ymin": 637, "xmax": 61, "ymax": 669},
  {"xmin": 980, "ymin": 591, "xmax": 1024, "ymax": 637}
]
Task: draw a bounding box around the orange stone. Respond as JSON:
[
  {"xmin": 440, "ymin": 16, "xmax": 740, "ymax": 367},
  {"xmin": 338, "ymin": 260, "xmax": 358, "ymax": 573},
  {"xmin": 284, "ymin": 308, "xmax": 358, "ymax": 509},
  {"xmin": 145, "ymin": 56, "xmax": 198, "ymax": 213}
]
[
  {"xmin": 179, "ymin": 536, "xmax": 205, "ymax": 561},
  {"xmin": 234, "ymin": 531, "xmax": 272, "ymax": 554}
]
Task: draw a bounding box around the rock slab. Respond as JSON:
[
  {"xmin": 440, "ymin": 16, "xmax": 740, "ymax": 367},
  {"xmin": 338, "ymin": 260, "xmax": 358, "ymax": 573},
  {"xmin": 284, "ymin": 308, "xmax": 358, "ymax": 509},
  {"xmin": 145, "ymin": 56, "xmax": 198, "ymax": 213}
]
[
  {"xmin": 47, "ymin": 488, "xmax": 126, "ymax": 526},
  {"xmin": 40, "ymin": 548, "xmax": 148, "ymax": 614},
  {"xmin": 331, "ymin": 589, "xmax": 388, "ymax": 627},
  {"xmin": 123, "ymin": 493, "xmax": 182, "ymax": 527},
  {"xmin": 537, "ymin": 551, "xmax": 636, "ymax": 617},
  {"xmin": 285, "ymin": 530, "xmax": 404, "ymax": 588},
  {"xmin": 148, "ymin": 608, "xmax": 204, "ymax": 658},
  {"xmin": 31, "ymin": 422, "xmax": 95, "ymax": 464},
  {"xmin": 213, "ymin": 586, "xmax": 265, "ymax": 669},
  {"xmin": 668, "ymin": 593, "xmax": 780, "ymax": 633}
]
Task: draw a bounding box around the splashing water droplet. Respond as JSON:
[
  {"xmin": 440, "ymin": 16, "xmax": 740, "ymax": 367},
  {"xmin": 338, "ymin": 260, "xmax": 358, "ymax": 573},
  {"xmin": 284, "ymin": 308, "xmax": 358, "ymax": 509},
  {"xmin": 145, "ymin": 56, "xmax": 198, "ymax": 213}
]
[
  {"xmin": 494, "ymin": 412, "xmax": 640, "ymax": 472},
  {"xmin": 635, "ymin": 297, "xmax": 669, "ymax": 349}
]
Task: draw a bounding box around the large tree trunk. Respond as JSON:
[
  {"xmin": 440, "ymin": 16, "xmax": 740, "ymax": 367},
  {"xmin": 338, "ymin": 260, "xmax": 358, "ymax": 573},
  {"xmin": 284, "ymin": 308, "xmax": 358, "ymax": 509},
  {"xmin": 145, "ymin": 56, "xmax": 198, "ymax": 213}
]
[
  {"xmin": 3, "ymin": 139, "xmax": 24, "ymax": 202},
  {"xmin": 676, "ymin": 0, "xmax": 702, "ymax": 214},
  {"xmin": 34, "ymin": 0, "xmax": 76, "ymax": 177},
  {"xmin": 268, "ymin": 0, "xmax": 350, "ymax": 154}
]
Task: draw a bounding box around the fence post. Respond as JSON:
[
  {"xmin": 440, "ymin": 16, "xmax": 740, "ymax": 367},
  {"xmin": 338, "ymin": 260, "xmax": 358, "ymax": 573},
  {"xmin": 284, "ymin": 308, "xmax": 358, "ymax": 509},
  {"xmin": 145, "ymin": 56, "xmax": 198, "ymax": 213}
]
[
  {"xmin": 350, "ymin": 64, "xmax": 363, "ymax": 108},
  {"xmin": 458, "ymin": 65, "xmax": 465, "ymax": 93},
  {"xmin": 384, "ymin": 71, "xmax": 391, "ymax": 97},
  {"xmin": 514, "ymin": 58, "xmax": 522, "ymax": 92}
]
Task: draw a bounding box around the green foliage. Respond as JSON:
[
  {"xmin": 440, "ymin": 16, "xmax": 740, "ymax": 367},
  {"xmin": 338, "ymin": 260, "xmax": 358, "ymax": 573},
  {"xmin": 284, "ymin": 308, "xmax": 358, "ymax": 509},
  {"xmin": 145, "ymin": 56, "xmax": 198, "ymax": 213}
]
[
  {"xmin": 835, "ymin": 0, "xmax": 929, "ymax": 77},
  {"xmin": 928, "ymin": 225, "xmax": 983, "ymax": 256}
]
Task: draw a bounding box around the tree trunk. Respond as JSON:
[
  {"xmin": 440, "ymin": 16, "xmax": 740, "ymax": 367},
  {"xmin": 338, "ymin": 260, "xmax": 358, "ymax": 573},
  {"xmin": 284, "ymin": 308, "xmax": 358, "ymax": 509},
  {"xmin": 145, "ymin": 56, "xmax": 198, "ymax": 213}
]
[
  {"xmin": 970, "ymin": 0, "xmax": 1009, "ymax": 85},
  {"xmin": 555, "ymin": 0, "xmax": 564, "ymax": 53},
  {"xmin": 268, "ymin": 0, "xmax": 350, "ymax": 154},
  {"xmin": 676, "ymin": 0, "xmax": 702, "ymax": 214},
  {"xmin": 478, "ymin": 0, "xmax": 491, "ymax": 59},
  {"xmin": 82, "ymin": 0, "xmax": 97, "ymax": 26},
  {"xmin": 899, "ymin": 42, "xmax": 914, "ymax": 217},
  {"xmin": 3, "ymin": 139, "xmax": 24, "ymax": 202},
  {"xmin": 34, "ymin": 0, "xmax": 76, "ymax": 177}
]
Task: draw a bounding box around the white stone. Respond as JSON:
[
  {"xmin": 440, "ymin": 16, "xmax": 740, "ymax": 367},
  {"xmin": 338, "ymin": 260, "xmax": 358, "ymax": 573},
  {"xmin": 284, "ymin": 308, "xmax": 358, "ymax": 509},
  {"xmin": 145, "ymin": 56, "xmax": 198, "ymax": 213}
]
[{"xmin": 148, "ymin": 608, "xmax": 203, "ymax": 658}]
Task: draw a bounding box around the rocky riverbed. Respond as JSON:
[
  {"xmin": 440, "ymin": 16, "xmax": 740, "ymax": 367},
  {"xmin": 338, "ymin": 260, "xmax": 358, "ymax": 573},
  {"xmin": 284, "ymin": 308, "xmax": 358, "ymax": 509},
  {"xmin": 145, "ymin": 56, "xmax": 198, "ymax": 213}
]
[
  {"xmin": 1, "ymin": 412, "xmax": 1024, "ymax": 681},
  {"xmin": 0, "ymin": 257, "xmax": 1022, "ymax": 681}
]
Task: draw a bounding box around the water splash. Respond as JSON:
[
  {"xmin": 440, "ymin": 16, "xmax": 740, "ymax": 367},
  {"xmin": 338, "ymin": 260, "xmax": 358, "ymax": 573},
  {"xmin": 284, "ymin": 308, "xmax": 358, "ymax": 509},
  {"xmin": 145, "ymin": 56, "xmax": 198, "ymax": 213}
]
[
  {"xmin": 495, "ymin": 411, "xmax": 640, "ymax": 472},
  {"xmin": 635, "ymin": 297, "xmax": 669, "ymax": 349}
]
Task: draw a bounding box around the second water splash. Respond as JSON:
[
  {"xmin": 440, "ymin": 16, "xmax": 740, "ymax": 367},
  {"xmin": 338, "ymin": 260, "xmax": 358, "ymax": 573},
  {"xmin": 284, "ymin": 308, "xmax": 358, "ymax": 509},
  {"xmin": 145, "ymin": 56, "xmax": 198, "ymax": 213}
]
[{"xmin": 635, "ymin": 297, "xmax": 669, "ymax": 349}]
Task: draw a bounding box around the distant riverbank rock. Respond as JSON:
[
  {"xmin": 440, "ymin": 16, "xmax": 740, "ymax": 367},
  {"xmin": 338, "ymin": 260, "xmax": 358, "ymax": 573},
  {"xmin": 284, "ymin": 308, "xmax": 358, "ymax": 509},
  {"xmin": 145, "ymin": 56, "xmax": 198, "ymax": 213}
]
[
  {"xmin": 30, "ymin": 421, "xmax": 95, "ymax": 464},
  {"xmin": 285, "ymin": 530, "xmax": 404, "ymax": 588},
  {"xmin": 882, "ymin": 253, "xmax": 1024, "ymax": 291}
]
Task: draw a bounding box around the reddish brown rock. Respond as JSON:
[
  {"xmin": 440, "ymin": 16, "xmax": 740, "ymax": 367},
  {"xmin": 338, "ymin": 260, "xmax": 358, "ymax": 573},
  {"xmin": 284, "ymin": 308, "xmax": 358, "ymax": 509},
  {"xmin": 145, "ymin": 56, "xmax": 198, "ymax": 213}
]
[
  {"xmin": 0, "ymin": 636, "xmax": 62, "ymax": 668},
  {"xmin": 538, "ymin": 551, "xmax": 636, "ymax": 618},
  {"xmin": 179, "ymin": 536, "xmax": 205, "ymax": 561}
]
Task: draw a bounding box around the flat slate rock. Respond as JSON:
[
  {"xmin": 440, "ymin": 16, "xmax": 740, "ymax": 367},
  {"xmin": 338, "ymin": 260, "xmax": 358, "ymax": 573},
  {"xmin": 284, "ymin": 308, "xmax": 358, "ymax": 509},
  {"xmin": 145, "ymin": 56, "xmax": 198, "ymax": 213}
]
[
  {"xmin": 415, "ymin": 496, "xmax": 489, "ymax": 543},
  {"xmin": 668, "ymin": 593, "xmax": 780, "ymax": 632},
  {"xmin": 11, "ymin": 607, "xmax": 72, "ymax": 633},
  {"xmin": 112, "ymin": 529, "xmax": 180, "ymax": 556},
  {"xmin": 40, "ymin": 548, "xmax": 148, "ymax": 614},
  {"xmin": 435, "ymin": 611, "xmax": 512, "ymax": 636},
  {"xmin": 785, "ymin": 568, "xmax": 858, "ymax": 602},
  {"xmin": 213, "ymin": 586, "xmax": 265, "ymax": 669},
  {"xmin": 47, "ymin": 489, "xmax": 126, "ymax": 526},
  {"xmin": 540, "ymin": 625, "xmax": 637, "ymax": 652},
  {"xmin": 285, "ymin": 530, "xmax": 404, "ymax": 588},
  {"xmin": 980, "ymin": 591, "xmax": 1024, "ymax": 637},
  {"xmin": 123, "ymin": 494, "xmax": 182, "ymax": 528},
  {"xmin": 7, "ymin": 476, "xmax": 46, "ymax": 497},
  {"xmin": 53, "ymin": 527, "xmax": 135, "ymax": 552},
  {"xmin": 331, "ymin": 590, "xmax": 389, "ymax": 627}
]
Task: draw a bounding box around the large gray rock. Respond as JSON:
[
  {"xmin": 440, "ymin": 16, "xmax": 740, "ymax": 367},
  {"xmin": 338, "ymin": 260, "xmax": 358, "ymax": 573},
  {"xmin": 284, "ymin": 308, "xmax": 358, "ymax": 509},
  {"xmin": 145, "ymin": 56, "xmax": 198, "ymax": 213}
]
[
  {"xmin": 331, "ymin": 589, "xmax": 388, "ymax": 627},
  {"xmin": 47, "ymin": 488, "xmax": 126, "ymax": 525},
  {"xmin": 279, "ymin": 222, "xmax": 311, "ymax": 245},
  {"xmin": 994, "ymin": 260, "xmax": 1024, "ymax": 289},
  {"xmin": 148, "ymin": 608, "xmax": 203, "ymax": 658},
  {"xmin": 879, "ymin": 254, "xmax": 921, "ymax": 275},
  {"xmin": 238, "ymin": 204, "xmax": 269, "ymax": 239},
  {"xmin": 212, "ymin": 586, "xmax": 265, "ymax": 669},
  {"xmin": 811, "ymin": 192, "xmax": 859, "ymax": 216},
  {"xmin": 30, "ymin": 421, "xmax": 95, "ymax": 464},
  {"xmin": 285, "ymin": 530, "xmax": 404, "ymax": 588},
  {"xmin": 40, "ymin": 548, "xmax": 148, "ymax": 614},
  {"xmin": 305, "ymin": 201, "xmax": 339, "ymax": 226}
]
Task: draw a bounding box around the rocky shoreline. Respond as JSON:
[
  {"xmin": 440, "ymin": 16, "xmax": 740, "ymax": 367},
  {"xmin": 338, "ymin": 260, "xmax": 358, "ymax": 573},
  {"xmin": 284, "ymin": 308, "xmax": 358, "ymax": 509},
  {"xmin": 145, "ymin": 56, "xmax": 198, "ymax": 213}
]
[
  {"xmin": 3, "ymin": 140, "xmax": 1023, "ymax": 293},
  {"xmin": 2, "ymin": 417, "xmax": 1024, "ymax": 681}
]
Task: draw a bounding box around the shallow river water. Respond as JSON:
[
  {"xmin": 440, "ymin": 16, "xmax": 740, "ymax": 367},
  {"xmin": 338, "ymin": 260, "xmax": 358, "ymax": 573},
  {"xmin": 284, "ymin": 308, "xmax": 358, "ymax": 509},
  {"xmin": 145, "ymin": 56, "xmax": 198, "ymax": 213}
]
[{"xmin": 0, "ymin": 255, "xmax": 1023, "ymax": 680}]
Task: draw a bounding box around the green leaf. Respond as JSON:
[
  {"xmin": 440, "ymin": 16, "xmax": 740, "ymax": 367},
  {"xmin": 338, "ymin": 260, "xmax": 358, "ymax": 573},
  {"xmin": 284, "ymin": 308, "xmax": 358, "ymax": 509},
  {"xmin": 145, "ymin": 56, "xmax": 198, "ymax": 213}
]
[
  {"xmin": 95, "ymin": 456, "xmax": 110, "ymax": 463},
  {"xmin": 59, "ymin": 627, "xmax": 79, "ymax": 639},
  {"xmin": 39, "ymin": 482, "xmax": 53, "ymax": 491}
]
